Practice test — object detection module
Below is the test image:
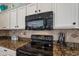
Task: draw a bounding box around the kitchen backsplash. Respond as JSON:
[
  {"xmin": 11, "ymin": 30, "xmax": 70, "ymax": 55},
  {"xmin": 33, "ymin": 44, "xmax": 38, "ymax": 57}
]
[
  {"xmin": 0, "ymin": 30, "xmax": 9, "ymax": 36},
  {"xmin": 0, "ymin": 30, "xmax": 79, "ymax": 43}
]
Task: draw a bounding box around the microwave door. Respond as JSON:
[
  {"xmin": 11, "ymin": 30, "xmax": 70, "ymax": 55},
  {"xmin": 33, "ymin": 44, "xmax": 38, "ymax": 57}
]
[
  {"xmin": 26, "ymin": 19, "xmax": 45, "ymax": 30},
  {"xmin": 25, "ymin": 11, "xmax": 53, "ymax": 30}
]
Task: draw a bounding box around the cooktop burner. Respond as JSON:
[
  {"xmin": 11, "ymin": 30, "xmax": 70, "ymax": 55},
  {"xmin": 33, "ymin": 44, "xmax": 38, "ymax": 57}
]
[{"xmin": 16, "ymin": 44, "xmax": 53, "ymax": 56}]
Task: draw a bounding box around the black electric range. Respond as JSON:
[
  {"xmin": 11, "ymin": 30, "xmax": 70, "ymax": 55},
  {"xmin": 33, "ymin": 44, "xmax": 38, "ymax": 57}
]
[{"xmin": 16, "ymin": 35, "xmax": 53, "ymax": 56}]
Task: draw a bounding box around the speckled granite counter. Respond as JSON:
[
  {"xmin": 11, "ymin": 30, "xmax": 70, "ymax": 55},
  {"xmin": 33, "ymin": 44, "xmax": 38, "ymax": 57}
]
[
  {"xmin": 0, "ymin": 38, "xmax": 31, "ymax": 51},
  {"xmin": 0, "ymin": 38, "xmax": 79, "ymax": 56},
  {"xmin": 53, "ymin": 41, "xmax": 79, "ymax": 56}
]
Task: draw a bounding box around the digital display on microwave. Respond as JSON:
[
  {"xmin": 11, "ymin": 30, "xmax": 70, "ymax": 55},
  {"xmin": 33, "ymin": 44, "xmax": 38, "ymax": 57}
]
[{"xmin": 27, "ymin": 20, "xmax": 43, "ymax": 28}]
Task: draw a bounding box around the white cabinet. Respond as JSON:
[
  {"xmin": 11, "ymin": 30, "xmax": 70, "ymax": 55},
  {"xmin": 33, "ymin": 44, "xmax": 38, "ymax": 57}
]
[
  {"xmin": 17, "ymin": 6, "xmax": 26, "ymax": 29},
  {"xmin": 10, "ymin": 6, "xmax": 26, "ymax": 29},
  {"xmin": 27, "ymin": 4, "xmax": 37, "ymax": 16},
  {"xmin": 38, "ymin": 3, "xmax": 52, "ymax": 13},
  {"xmin": 0, "ymin": 14, "xmax": 4, "ymax": 29},
  {"xmin": 0, "ymin": 5, "xmax": 26, "ymax": 30},
  {"xmin": 54, "ymin": 3, "xmax": 78, "ymax": 29},
  {"xmin": 26, "ymin": 3, "xmax": 52, "ymax": 16},
  {"xmin": 10, "ymin": 9, "xmax": 17, "ymax": 29},
  {"xmin": 0, "ymin": 11, "xmax": 9, "ymax": 29},
  {"xmin": 0, "ymin": 3, "xmax": 78, "ymax": 30}
]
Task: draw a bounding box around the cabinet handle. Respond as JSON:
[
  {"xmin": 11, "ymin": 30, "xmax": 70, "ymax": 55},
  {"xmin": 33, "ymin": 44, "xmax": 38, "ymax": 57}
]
[
  {"xmin": 35, "ymin": 10, "xmax": 37, "ymax": 13},
  {"xmin": 38, "ymin": 10, "xmax": 41, "ymax": 12},
  {"xmin": 73, "ymin": 22, "xmax": 76, "ymax": 25},
  {"xmin": 15, "ymin": 26, "xmax": 19, "ymax": 28},
  {"xmin": 15, "ymin": 26, "xmax": 17, "ymax": 28},
  {"xmin": 17, "ymin": 26, "xmax": 19, "ymax": 28}
]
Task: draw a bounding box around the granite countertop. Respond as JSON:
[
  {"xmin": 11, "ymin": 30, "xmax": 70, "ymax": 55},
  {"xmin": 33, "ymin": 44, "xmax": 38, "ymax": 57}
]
[
  {"xmin": 0, "ymin": 38, "xmax": 79, "ymax": 56},
  {"xmin": 53, "ymin": 41, "xmax": 79, "ymax": 56},
  {"xmin": 0, "ymin": 38, "xmax": 31, "ymax": 51}
]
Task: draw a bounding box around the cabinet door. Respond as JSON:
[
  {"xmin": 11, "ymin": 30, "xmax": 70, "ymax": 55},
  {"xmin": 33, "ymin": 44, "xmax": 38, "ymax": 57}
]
[
  {"xmin": 17, "ymin": 6, "xmax": 26, "ymax": 29},
  {"xmin": 0, "ymin": 11, "xmax": 9, "ymax": 29},
  {"xmin": 51, "ymin": 3, "xmax": 56, "ymax": 28},
  {"xmin": 0, "ymin": 14, "xmax": 4, "ymax": 29},
  {"xmin": 26, "ymin": 3, "xmax": 37, "ymax": 16},
  {"xmin": 54, "ymin": 3, "xmax": 78, "ymax": 29},
  {"xmin": 10, "ymin": 9, "xmax": 17, "ymax": 29},
  {"xmin": 38, "ymin": 3, "xmax": 52, "ymax": 13},
  {"xmin": 2, "ymin": 11, "xmax": 10, "ymax": 29}
]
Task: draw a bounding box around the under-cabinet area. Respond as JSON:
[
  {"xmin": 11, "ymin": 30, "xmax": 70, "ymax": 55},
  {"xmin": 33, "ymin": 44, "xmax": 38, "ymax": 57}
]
[{"xmin": 0, "ymin": 3, "xmax": 79, "ymax": 56}]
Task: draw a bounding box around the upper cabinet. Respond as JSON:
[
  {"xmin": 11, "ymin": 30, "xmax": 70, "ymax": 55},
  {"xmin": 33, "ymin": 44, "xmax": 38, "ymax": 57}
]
[
  {"xmin": 0, "ymin": 5, "xmax": 26, "ymax": 30},
  {"xmin": 17, "ymin": 6, "xmax": 26, "ymax": 29},
  {"xmin": 10, "ymin": 9, "xmax": 17, "ymax": 29},
  {"xmin": 37, "ymin": 3, "xmax": 52, "ymax": 13},
  {"xmin": 0, "ymin": 3, "xmax": 79, "ymax": 30},
  {"xmin": 54, "ymin": 3, "xmax": 78, "ymax": 29},
  {"xmin": 0, "ymin": 11, "xmax": 9, "ymax": 29},
  {"xmin": 10, "ymin": 6, "xmax": 26, "ymax": 29},
  {"xmin": 26, "ymin": 4, "xmax": 37, "ymax": 16},
  {"xmin": 26, "ymin": 3, "xmax": 52, "ymax": 16}
]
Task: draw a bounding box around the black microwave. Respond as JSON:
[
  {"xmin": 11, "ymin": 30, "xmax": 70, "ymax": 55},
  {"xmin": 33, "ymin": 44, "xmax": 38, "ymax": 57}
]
[{"xmin": 25, "ymin": 11, "xmax": 53, "ymax": 30}]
